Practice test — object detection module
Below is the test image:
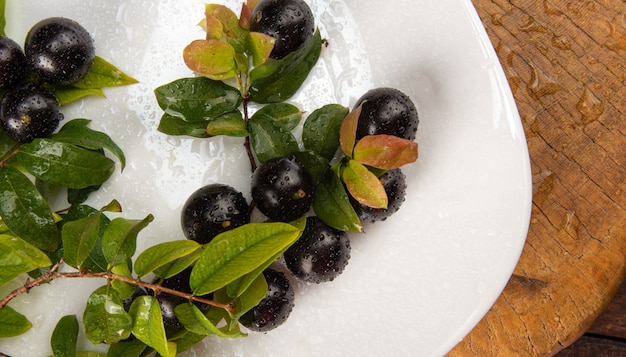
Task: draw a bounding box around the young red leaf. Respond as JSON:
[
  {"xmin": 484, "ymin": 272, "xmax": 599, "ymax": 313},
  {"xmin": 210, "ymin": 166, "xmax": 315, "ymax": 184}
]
[
  {"xmin": 239, "ymin": 3, "xmax": 252, "ymax": 30},
  {"xmin": 205, "ymin": 14, "xmax": 225, "ymax": 40},
  {"xmin": 339, "ymin": 104, "xmax": 362, "ymax": 157},
  {"xmin": 353, "ymin": 134, "xmax": 418, "ymax": 170},
  {"xmin": 205, "ymin": 4, "xmax": 246, "ymax": 40},
  {"xmin": 183, "ymin": 39, "xmax": 237, "ymax": 80},
  {"xmin": 247, "ymin": 0, "xmax": 261, "ymax": 11},
  {"xmin": 342, "ymin": 159, "xmax": 388, "ymax": 209}
]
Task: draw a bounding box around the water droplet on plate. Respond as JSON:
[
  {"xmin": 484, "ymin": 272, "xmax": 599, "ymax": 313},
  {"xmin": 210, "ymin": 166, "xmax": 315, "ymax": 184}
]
[{"xmin": 576, "ymin": 87, "xmax": 604, "ymax": 124}]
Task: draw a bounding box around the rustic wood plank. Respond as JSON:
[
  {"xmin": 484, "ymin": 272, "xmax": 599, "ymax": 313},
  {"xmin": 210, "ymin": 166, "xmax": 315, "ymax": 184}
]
[
  {"xmin": 588, "ymin": 278, "xmax": 626, "ymax": 340},
  {"xmin": 557, "ymin": 335, "xmax": 626, "ymax": 357},
  {"xmin": 448, "ymin": 1, "xmax": 626, "ymax": 355}
]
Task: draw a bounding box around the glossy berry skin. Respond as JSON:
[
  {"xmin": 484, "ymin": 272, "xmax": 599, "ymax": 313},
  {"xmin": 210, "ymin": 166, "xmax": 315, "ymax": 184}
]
[
  {"xmin": 284, "ymin": 216, "xmax": 351, "ymax": 283},
  {"xmin": 240, "ymin": 269, "xmax": 295, "ymax": 332},
  {"xmin": 0, "ymin": 37, "xmax": 28, "ymax": 90},
  {"xmin": 251, "ymin": 156, "xmax": 315, "ymax": 222},
  {"xmin": 250, "ymin": 0, "xmax": 315, "ymax": 59},
  {"xmin": 153, "ymin": 267, "xmax": 212, "ymax": 329},
  {"xmin": 25, "ymin": 17, "xmax": 95, "ymax": 84},
  {"xmin": 0, "ymin": 83, "xmax": 63, "ymax": 143},
  {"xmin": 181, "ymin": 184, "xmax": 250, "ymax": 244},
  {"xmin": 354, "ymin": 87, "xmax": 419, "ymax": 141},
  {"xmin": 352, "ymin": 168, "xmax": 407, "ymax": 224}
]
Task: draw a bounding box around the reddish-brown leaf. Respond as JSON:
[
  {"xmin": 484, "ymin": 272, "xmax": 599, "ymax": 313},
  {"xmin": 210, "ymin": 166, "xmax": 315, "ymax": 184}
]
[
  {"xmin": 339, "ymin": 105, "xmax": 362, "ymax": 157},
  {"xmin": 353, "ymin": 134, "xmax": 418, "ymax": 170},
  {"xmin": 183, "ymin": 39, "xmax": 237, "ymax": 80},
  {"xmin": 239, "ymin": 3, "xmax": 252, "ymax": 30}
]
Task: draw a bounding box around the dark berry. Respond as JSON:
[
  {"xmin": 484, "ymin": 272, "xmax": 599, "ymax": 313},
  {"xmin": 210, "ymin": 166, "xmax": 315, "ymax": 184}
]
[
  {"xmin": 250, "ymin": 0, "xmax": 315, "ymax": 59},
  {"xmin": 0, "ymin": 36, "xmax": 28, "ymax": 90},
  {"xmin": 354, "ymin": 87, "xmax": 418, "ymax": 141},
  {"xmin": 181, "ymin": 184, "xmax": 250, "ymax": 244},
  {"xmin": 352, "ymin": 168, "xmax": 407, "ymax": 224},
  {"xmin": 152, "ymin": 267, "xmax": 212, "ymax": 329},
  {"xmin": 25, "ymin": 17, "xmax": 95, "ymax": 84},
  {"xmin": 251, "ymin": 156, "xmax": 315, "ymax": 222},
  {"xmin": 123, "ymin": 286, "xmax": 148, "ymax": 312},
  {"xmin": 240, "ymin": 269, "xmax": 295, "ymax": 332},
  {"xmin": 284, "ymin": 216, "xmax": 351, "ymax": 283},
  {"xmin": 0, "ymin": 83, "xmax": 63, "ymax": 143}
]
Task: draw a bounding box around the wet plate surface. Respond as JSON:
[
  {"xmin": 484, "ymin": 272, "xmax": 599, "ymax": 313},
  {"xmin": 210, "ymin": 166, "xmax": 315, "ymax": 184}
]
[{"xmin": 1, "ymin": 0, "xmax": 531, "ymax": 355}]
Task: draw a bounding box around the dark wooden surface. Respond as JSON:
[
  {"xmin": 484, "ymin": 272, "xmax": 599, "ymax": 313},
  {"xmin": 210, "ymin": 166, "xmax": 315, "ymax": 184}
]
[
  {"xmin": 558, "ymin": 278, "xmax": 626, "ymax": 356},
  {"xmin": 448, "ymin": 0, "xmax": 626, "ymax": 356}
]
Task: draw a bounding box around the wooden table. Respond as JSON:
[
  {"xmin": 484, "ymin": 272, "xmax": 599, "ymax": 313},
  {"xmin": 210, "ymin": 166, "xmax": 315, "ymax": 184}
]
[
  {"xmin": 559, "ymin": 277, "xmax": 626, "ymax": 355},
  {"xmin": 448, "ymin": 1, "xmax": 626, "ymax": 356}
]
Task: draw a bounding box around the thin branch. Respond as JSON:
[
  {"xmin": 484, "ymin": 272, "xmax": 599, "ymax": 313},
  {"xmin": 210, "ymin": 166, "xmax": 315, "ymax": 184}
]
[
  {"xmin": 0, "ymin": 143, "xmax": 23, "ymax": 167},
  {"xmin": 0, "ymin": 260, "xmax": 235, "ymax": 313},
  {"xmin": 242, "ymin": 96, "xmax": 258, "ymax": 172}
]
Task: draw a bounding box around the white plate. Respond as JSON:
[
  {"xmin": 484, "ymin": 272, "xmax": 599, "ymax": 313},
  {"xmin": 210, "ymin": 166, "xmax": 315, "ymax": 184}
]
[{"xmin": 2, "ymin": 0, "xmax": 532, "ymax": 356}]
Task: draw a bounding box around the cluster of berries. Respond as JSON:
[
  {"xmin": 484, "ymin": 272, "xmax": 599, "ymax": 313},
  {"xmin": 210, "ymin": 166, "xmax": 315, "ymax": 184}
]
[{"xmin": 0, "ymin": 17, "xmax": 95, "ymax": 142}]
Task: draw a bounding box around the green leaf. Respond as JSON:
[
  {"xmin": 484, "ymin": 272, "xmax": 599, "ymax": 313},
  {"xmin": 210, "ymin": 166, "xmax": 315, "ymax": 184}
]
[
  {"xmin": 111, "ymin": 262, "xmax": 136, "ymax": 300},
  {"xmin": 83, "ymin": 285, "xmax": 132, "ymax": 344},
  {"xmin": 249, "ymin": 29, "xmax": 322, "ymax": 103},
  {"xmin": 154, "ymin": 77, "xmax": 242, "ymax": 122},
  {"xmin": 50, "ymin": 315, "xmax": 79, "ymax": 357},
  {"xmin": 101, "ymin": 215, "xmax": 154, "ymax": 267},
  {"xmin": 205, "ymin": 110, "xmax": 248, "ymax": 137},
  {"xmin": 129, "ymin": 295, "xmax": 172, "ymax": 357},
  {"xmin": 0, "ymin": 166, "xmax": 60, "ymax": 250},
  {"xmin": 61, "ymin": 212, "xmax": 101, "ymax": 268},
  {"xmin": 157, "ymin": 113, "xmax": 210, "ymax": 138},
  {"xmin": 248, "ymin": 112, "xmax": 299, "ymax": 163},
  {"xmin": 134, "ymin": 240, "xmax": 201, "ymax": 278},
  {"xmin": 52, "ymin": 119, "xmax": 126, "ymax": 171},
  {"xmin": 0, "ymin": 129, "xmax": 19, "ymax": 164},
  {"xmin": 67, "ymin": 184, "xmax": 102, "ymax": 205},
  {"xmin": 62, "ymin": 205, "xmax": 111, "ymax": 273},
  {"xmin": 313, "ymin": 169, "xmax": 362, "ymax": 232},
  {"xmin": 303, "ymin": 104, "xmax": 349, "ymax": 161},
  {"xmin": 230, "ymin": 271, "xmax": 267, "ymax": 318},
  {"xmin": 292, "ymin": 150, "xmax": 329, "ymax": 185},
  {"xmin": 76, "ymin": 353, "xmax": 107, "ymax": 357},
  {"xmin": 342, "ymin": 159, "xmax": 388, "ymax": 209},
  {"xmin": 71, "ymin": 56, "xmax": 138, "ymax": 89},
  {"xmin": 252, "ymin": 103, "xmax": 302, "ymax": 132},
  {"xmin": 106, "ymin": 339, "xmax": 147, "ymax": 357},
  {"xmin": 225, "ymin": 217, "xmax": 305, "ymax": 298},
  {"xmin": 53, "ymin": 87, "xmax": 105, "ymax": 106},
  {"xmin": 190, "ymin": 221, "xmax": 303, "ymax": 296},
  {"xmin": 0, "ymin": 306, "xmax": 31, "ymax": 337},
  {"xmin": 153, "ymin": 247, "xmax": 203, "ymax": 279},
  {"xmin": 17, "ymin": 138, "xmax": 115, "ymax": 189},
  {"xmin": 0, "ymin": 0, "xmax": 5, "ymax": 37},
  {"xmin": 175, "ymin": 303, "xmax": 239, "ymax": 338},
  {"xmin": 0, "ymin": 219, "xmax": 9, "ymax": 234},
  {"xmin": 226, "ymin": 222, "xmax": 298, "ymax": 298},
  {"xmin": 247, "ymin": 31, "xmax": 276, "ymax": 66},
  {"xmin": 172, "ymin": 331, "xmax": 207, "ymax": 353}
]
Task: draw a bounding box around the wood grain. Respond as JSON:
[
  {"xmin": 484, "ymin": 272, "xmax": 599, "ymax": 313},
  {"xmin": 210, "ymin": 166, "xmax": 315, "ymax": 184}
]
[{"xmin": 448, "ymin": 1, "xmax": 626, "ymax": 356}]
